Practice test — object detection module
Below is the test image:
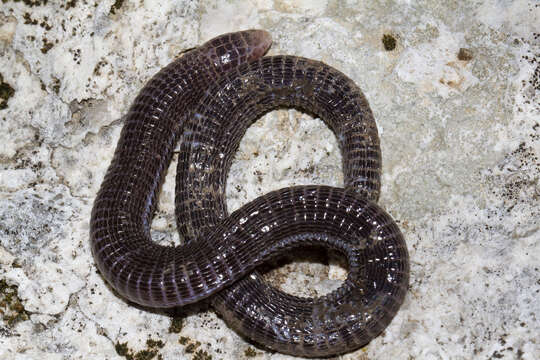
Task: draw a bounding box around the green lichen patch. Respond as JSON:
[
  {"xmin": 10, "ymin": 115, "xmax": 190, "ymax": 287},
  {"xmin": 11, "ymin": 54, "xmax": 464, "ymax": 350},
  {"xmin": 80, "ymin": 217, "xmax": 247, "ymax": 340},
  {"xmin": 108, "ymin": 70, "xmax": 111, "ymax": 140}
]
[
  {"xmin": 178, "ymin": 336, "xmax": 211, "ymax": 358},
  {"xmin": 382, "ymin": 34, "xmax": 397, "ymax": 51},
  {"xmin": 0, "ymin": 279, "xmax": 30, "ymax": 327},
  {"xmin": 115, "ymin": 338, "xmax": 165, "ymax": 360},
  {"xmin": 0, "ymin": 74, "xmax": 15, "ymax": 110}
]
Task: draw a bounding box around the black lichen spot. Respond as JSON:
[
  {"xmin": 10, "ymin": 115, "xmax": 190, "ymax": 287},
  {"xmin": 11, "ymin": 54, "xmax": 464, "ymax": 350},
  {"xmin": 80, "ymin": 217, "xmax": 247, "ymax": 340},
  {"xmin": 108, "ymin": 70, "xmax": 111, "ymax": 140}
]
[
  {"xmin": 0, "ymin": 74, "xmax": 15, "ymax": 110},
  {"xmin": 52, "ymin": 77, "xmax": 61, "ymax": 94},
  {"xmin": 244, "ymin": 347, "xmax": 258, "ymax": 357},
  {"xmin": 192, "ymin": 350, "xmax": 212, "ymax": 360},
  {"xmin": 110, "ymin": 0, "xmax": 125, "ymax": 15},
  {"xmin": 70, "ymin": 48, "xmax": 81, "ymax": 64},
  {"xmin": 23, "ymin": 12, "xmax": 38, "ymax": 25},
  {"xmin": 168, "ymin": 317, "xmax": 183, "ymax": 333},
  {"xmin": 115, "ymin": 342, "xmax": 130, "ymax": 357},
  {"xmin": 382, "ymin": 34, "xmax": 396, "ymax": 51},
  {"xmin": 65, "ymin": 0, "xmax": 76, "ymax": 9},
  {"xmin": 1, "ymin": 0, "xmax": 48, "ymax": 6},
  {"xmin": 458, "ymin": 48, "xmax": 473, "ymax": 61},
  {"xmin": 254, "ymin": 170, "xmax": 263, "ymax": 183},
  {"xmin": 489, "ymin": 141, "xmax": 539, "ymax": 212},
  {"xmin": 146, "ymin": 339, "xmax": 164, "ymax": 349},
  {"xmin": 532, "ymin": 123, "xmax": 539, "ymax": 141},
  {"xmin": 41, "ymin": 37, "xmax": 54, "ymax": 54},
  {"xmin": 39, "ymin": 18, "xmax": 52, "ymax": 31},
  {"xmin": 531, "ymin": 63, "xmax": 539, "ymax": 91},
  {"xmin": 0, "ymin": 279, "xmax": 30, "ymax": 326},
  {"xmin": 93, "ymin": 59, "xmax": 108, "ymax": 76},
  {"xmin": 521, "ymin": 40, "xmax": 540, "ymax": 92},
  {"xmin": 185, "ymin": 341, "xmax": 201, "ymax": 353},
  {"xmin": 132, "ymin": 349, "xmax": 159, "ymax": 360}
]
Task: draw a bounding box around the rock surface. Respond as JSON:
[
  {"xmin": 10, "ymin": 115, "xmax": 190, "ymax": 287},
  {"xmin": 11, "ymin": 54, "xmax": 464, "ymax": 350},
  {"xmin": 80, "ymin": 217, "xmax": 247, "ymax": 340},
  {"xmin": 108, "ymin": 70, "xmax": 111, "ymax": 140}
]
[{"xmin": 0, "ymin": 0, "xmax": 538, "ymax": 359}]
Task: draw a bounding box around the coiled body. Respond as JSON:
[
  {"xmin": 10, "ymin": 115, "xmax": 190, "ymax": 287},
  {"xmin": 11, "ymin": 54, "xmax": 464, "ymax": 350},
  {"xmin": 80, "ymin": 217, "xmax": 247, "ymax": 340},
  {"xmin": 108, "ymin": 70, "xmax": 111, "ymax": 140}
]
[{"xmin": 90, "ymin": 30, "xmax": 409, "ymax": 357}]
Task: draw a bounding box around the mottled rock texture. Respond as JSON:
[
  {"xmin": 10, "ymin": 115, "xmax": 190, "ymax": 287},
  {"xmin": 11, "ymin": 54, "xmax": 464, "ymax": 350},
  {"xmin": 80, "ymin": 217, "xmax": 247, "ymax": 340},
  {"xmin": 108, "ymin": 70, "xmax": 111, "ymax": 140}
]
[{"xmin": 0, "ymin": 0, "xmax": 538, "ymax": 359}]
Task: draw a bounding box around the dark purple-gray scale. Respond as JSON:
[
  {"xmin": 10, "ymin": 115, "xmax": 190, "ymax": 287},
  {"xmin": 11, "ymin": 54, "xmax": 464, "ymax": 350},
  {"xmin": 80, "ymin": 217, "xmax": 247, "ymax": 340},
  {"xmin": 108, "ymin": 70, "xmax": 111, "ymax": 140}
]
[{"xmin": 90, "ymin": 30, "xmax": 409, "ymax": 357}]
